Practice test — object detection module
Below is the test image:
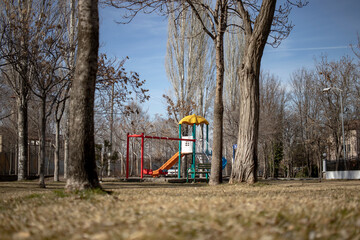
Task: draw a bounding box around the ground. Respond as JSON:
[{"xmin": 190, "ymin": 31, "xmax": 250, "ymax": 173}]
[{"xmin": 0, "ymin": 179, "xmax": 360, "ymax": 240}]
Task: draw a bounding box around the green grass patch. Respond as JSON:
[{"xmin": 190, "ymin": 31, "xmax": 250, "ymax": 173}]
[
  {"xmin": 23, "ymin": 193, "xmax": 44, "ymax": 200},
  {"xmin": 73, "ymin": 187, "xmax": 109, "ymax": 199},
  {"xmin": 53, "ymin": 189, "xmax": 69, "ymax": 198}
]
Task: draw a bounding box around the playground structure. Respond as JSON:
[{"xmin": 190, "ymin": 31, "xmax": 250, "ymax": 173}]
[
  {"xmin": 125, "ymin": 114, "xmax": 216, "ymax": 179},
  {"xmin": 125, "ymin": 134, "xmax": 194, "ymax": 179}
]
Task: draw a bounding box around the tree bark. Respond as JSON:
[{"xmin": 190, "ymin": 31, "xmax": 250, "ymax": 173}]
[
  {"xmin": 65, "ymin": 0, "xmax": 101, "ymax": 191},
  {"xmin": 108, "ymin": 82, "xmax": 114, "ymax": 177},
  {"xmin": 230, "ymin": 0, "xmax": 276, "ymax": 184},
  {"xmin": 230, "ymin": 54, "xmax": 260, "ymax": 183},
  {"xmin": 209, "ymin": 30, "xmax": 225, "ymax": 185},
  {"xmin": 54, "ymin": 119, "xmax": 60, "ymax": 181},
  {"xmin": 39, "ymin": 97, "xmax": 46, "ymax": 188},
  {"xmin": 16, "ymin": 94, "xmax": 28, "ymax": 180},
  {"xmin": 16, "ymin": 0, "xmax": 30, "ymax": 181},
  {"xmin": 64, "ymin": 0, "xmax": 77, "ymax": 180},
  {"xmin": 64, "ymin": 114, "xmax": 69, "ymax": 179}
]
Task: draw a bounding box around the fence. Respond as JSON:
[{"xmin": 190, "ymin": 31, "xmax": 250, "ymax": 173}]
[
  {"xmin": 325, "ymin": 157, "xmax": 360, "ymax": 179},
  {"xmin": 0, "ymin": 143, "xmax": 64, "ymax": 177},
  {"xmin": 325, "ymin": 158, "xmax": 360, "ymax": 171}
]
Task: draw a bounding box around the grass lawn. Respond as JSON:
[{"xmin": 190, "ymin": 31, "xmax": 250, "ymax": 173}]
[{"xmin": 0, "ymin": 179, "xmax": 360, "ymax": 240}]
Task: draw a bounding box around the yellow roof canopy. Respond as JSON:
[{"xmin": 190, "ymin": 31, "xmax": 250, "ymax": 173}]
[{"xmin": 179, "ymin": 114, "xmax": 209, "ymax": 125}]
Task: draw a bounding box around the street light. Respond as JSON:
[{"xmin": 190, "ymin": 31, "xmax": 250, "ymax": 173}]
[{"xmin": 322, "ymin": 87, "xmax": 347, "ymax": 164}]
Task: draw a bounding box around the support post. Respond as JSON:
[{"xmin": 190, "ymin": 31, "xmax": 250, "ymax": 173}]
[
  {"xmin": 206, "ymin": 124, "xmax": 209, "ymax": 154},
  {"xmin": 192, "ymin": 124, "xmax": 196, "ymax": 178},
  {"xmin": 126, "ymin": 133, "xmax": 130, "ymax": 179},
  {"xmin": 178, "ymin": 124, "xmax": 182, "ymax": 179},
  {"xmin": 141, "ymin": 133, "xmax": 144, "ymax": 179}
]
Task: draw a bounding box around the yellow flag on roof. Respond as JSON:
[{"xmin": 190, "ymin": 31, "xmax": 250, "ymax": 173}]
[{"xmin": 179, "ymin": 114, "xmax": 209, "ymax": 125}]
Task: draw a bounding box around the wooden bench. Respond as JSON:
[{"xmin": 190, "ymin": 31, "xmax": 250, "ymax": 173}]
[{"xmin": 187, "ymin": 163, "xmax": 211, "ymax": 183}]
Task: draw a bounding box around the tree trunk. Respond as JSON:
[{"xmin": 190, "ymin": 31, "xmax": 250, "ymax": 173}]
[
  {"xmin": 64, "ymin": 0, "xmax": 77, "ymax": 180},
  {"xmin": 100, "ymin": 145, "xmax": 104, "ymax": 181},
  {"xmin": 209, "ymin": 30, "xmax": 225, "ymax": 185},
  {"xmin": 65, "ymin": 0, "xmax": 101, "ymax": 191},
  {"xmin": 230, "ymin": 57, "xmax": 260, "ymax": 183},
  {"xmin": 16, "ymin": 95, "xmax": 28, "ymax": 180},
  {"xmin": 54, "ymin": 119, "xmax": 60, "ymax": 181},
  {"xmin": 108, "ymin": 82, "xmax": 114, "ymax": 177},
  {"xmin": 16, "ymin": 0, "xmax": 30, "ymax": 181},
  {"xmin": 64, "ymin": 107, "xmax": 69, "ymax": 179},
  {"xmin": 262, "ymin": 144, "xmax": 268, "ymax": 179},
  {"xmin": 230, "ymin": 0, "xmax": 276, "ymax": 184},
  {"xmin": 64, "ymin": 127, "xmax": 69, "ymax": 179},
  {"xmin": 39, "ymin": 97, "xmax": 46, "ymax": 188}
]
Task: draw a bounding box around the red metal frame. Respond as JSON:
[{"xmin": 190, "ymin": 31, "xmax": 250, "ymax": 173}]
[
  {"xmin": 126, "ymin": 133, "xmax": 130, "ymax": 179},
  {"xmin": 126, "ymin": 133, "xmax": 195, "ymax": 179}
]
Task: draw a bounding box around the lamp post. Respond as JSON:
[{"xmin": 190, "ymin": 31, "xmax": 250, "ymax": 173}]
[{"xmin": 322, "ymin": 87, "xmax": 347, "ymax": 164}]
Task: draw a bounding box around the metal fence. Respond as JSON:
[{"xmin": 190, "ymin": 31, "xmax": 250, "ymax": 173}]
[{"xmin": 325, "ymin": 158, "xmax": 360, "ymax": 171}]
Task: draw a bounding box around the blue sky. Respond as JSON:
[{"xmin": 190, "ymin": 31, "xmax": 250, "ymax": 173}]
[{"xmin": 99, "ymin": 0, "xmax": 360, "ymax": 117}]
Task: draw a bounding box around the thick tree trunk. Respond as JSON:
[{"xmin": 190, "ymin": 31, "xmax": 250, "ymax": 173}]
[
  {"xmin": 230, "ymin": 0, "xmax": 276, "ymax": 184},
  {"xmin": 230, "ymin": 58, "xmax": 260, "ymax": 184},
  {"xmin": 39, "ymin": 97, "xmax": 46, "ymax": 188},
  {"xmin": 65, "ymin": 0, "xmax": 101, "ymax": 191},
  {"xmin": 16, "ymin": 95, "xmax": 28, "ymax": 180},
  {"xmin": 54, "ymin": 119, "xmax": 60, "ymax": 181},
  {"xmin": 209, "ymin": 31, "xmax": 225, "ymax": 185}
]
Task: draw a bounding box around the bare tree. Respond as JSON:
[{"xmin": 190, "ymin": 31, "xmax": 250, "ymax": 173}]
[
  {"xmin": 54, "ymin": 83, "xmax": 70, "ymax": 182},
  {"xmin": 29, "ymin": 0, "xmax": 72, "ymax": 187},
  {"xmin": 290, "ymin": 68, "xmax": 322, "ymax": 176},
  {"xmin": 223, "ymin": 20, "xmax": 245, "ymax": 173},
  {"xmin": 95, "ymin": 53, "xmax": 149, "ymax": 176},
  {"xmin": 315, "ymin": 56, "xmax": 359, "ymax": 169},
  {"xmin": 65, "ymin": 0, "xmax": 101, "ymax": 191},
  {"xmin": 258, "ymin": 72, "xmax": 286, "ymax": 178},
  {"xmin": 165, "ymin": 1, "xmax": 215, "ymax": 119},
  {"xmin": 230, "ymin": 0, "xmax": 307, "ymax": 184},
  {"xmin": 165, "ymin": 3, "xmax": 199, "ymax": 121},
  {"xmin": 282, "ymin": 110, "xmax": 300, "ymax": 178},
  {"xmin": 164, "ymin": 1, "xmax": 215, "ymax": 177},
  {"xmin": 0, "ymin": 0, "xmax": 36, "ymax": 180},
  {"xmin": 351, "ymin": 33, "xmax": 360, "ymax": 61}
]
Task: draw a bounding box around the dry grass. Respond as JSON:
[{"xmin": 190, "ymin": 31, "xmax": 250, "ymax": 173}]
[{"xmin": 0, "ymin": 179, "xmax": 360, "ymax": 240}]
